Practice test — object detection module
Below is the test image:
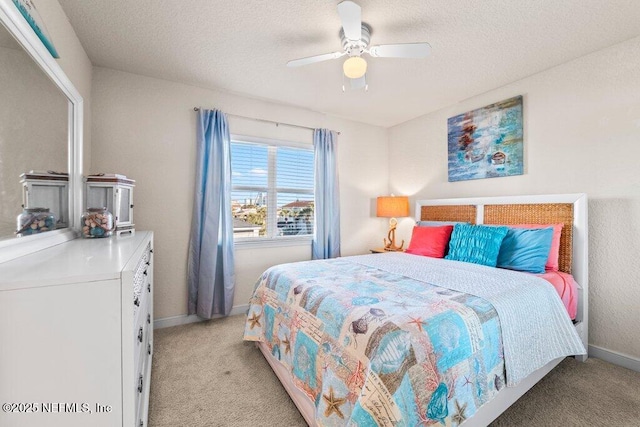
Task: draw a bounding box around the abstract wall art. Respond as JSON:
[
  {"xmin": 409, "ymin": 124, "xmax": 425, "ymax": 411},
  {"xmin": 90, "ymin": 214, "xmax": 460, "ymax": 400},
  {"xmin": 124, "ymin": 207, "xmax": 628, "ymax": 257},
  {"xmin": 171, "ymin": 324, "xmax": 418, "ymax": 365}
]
[{"xmin": 447, "ymin": 95, "xmax": 523, "ymax": 182}]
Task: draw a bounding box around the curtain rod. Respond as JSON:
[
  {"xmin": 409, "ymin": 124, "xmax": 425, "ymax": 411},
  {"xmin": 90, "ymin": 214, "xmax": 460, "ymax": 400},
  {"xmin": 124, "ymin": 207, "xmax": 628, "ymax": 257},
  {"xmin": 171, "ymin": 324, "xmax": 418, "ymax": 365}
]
[{"xmin": 193, "ymin": 107, "xmax": 340, "ymax": 135}]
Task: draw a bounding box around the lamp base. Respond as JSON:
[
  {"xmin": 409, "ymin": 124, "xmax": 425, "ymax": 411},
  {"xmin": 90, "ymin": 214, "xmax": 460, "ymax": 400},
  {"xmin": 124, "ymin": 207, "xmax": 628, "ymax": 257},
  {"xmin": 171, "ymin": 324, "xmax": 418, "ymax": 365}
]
[{"xmin": 383, "ymin": 218, "xmax": 404, "ymax": 252}]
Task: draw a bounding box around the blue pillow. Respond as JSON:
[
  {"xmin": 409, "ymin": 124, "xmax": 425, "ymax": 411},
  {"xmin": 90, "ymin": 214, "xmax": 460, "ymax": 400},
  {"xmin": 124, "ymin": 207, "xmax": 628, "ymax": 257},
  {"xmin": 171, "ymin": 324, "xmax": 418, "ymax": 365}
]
[
  {"xmin": 445, "ymin": 224, "xmax": 509, "ymax": 267},
  {"xmin": 497, "ymin": 227, "xmax": 554, "ymax": 273}
]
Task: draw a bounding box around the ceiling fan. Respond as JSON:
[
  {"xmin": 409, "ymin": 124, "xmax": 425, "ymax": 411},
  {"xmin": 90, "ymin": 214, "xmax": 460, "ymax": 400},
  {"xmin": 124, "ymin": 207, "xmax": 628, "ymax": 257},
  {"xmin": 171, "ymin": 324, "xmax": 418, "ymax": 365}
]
[{"xmin": 286, "ymin": 0, "xmax": 432, "ymax": 91}]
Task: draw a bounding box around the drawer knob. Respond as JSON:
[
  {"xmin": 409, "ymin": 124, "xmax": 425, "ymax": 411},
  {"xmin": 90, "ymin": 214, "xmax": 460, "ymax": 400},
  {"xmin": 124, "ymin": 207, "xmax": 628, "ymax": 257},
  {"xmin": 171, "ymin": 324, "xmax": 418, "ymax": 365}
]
[
  {"xmin": 138, "ymin": 327, "xmax": 143, "ymax": 343},
  {"xmin": 147, "ymin": 313, "xmax": 151, "ymax": 324},
  {"xmin": 149, "ymin": 249, "xmax": 153, "ymax": 253},
  {"xmin": 134, "ymin": 297, "xmax": 140, "ymax": 307},
  {"xmin": 148, "ymin": 343, "xmax": 152, "ymax": 355},
  {"xmin": 138, "ymin": 374, "xmax": 143, "ymax": 393},
  {"xmin": 143, "ymin": 270, "xmax": 148, "ymax": 276},
  {"xmin": 145, "ymin": 261, "xmax": 150, "ymax": 266}
]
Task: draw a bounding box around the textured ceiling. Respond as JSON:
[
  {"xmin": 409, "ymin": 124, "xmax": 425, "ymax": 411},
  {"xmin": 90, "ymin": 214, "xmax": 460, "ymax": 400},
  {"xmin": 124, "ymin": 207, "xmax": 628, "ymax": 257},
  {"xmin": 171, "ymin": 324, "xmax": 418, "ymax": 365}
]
[{"xmin": 58, "ymin": 0, "xmax": 640, "ymax": 127}]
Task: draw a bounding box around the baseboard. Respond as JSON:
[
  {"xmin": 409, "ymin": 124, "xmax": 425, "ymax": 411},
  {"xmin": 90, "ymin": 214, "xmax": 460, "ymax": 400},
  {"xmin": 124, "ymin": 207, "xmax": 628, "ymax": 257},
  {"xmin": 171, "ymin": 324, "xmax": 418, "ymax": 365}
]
[
  {"xmin": 153, "ymin": 304, "xmax": 249, "ymax": 329},
  {"xmin": 589, "ymin": 344, "xmax": 640, "ymax": 372},
  {"xmin": 228, "ymin": 304, "xmax": 249, "ymax": 316}
]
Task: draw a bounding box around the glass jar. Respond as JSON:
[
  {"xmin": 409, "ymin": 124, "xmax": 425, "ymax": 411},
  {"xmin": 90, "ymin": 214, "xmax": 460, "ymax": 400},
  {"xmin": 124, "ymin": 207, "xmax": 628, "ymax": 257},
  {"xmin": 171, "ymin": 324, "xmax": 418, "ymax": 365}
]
[
  {"xmin": 82, "ymin": 207, "xmax": 115, "ymax": 238},
  {"xmin": 16, "ymin": 208, "xmax": 57, "ymax": 236}
]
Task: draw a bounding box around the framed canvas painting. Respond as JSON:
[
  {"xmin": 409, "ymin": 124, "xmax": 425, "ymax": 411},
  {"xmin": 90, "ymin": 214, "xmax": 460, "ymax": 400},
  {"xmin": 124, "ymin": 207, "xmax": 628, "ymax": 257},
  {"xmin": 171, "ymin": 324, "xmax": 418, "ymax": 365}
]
[{"xmin": 447, "ymin": 95, "xmax": 523, "ymax": 182}]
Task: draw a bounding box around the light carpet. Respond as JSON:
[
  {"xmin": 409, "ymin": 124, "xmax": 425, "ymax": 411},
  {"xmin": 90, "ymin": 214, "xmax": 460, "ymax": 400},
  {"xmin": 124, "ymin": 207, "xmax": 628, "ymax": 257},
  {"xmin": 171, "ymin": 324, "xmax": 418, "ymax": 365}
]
[{"xmin": 149, "ymin": 315, "xmax": 640, "ymax": 427}]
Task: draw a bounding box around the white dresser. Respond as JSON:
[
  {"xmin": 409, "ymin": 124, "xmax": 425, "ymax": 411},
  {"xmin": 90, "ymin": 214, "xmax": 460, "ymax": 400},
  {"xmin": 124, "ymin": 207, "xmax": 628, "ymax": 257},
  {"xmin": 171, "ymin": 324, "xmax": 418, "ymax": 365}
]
[{"xmin": 0, "ymin": 231, "xmax": 154, "ymax": 427}]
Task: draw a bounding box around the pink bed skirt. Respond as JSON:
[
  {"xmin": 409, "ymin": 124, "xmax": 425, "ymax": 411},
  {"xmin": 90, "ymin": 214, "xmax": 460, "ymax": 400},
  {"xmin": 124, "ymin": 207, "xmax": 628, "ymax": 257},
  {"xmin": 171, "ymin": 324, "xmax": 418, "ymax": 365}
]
[{"xmin": 535, "ymin": 271, "xmax": 578, "ymax": 319}]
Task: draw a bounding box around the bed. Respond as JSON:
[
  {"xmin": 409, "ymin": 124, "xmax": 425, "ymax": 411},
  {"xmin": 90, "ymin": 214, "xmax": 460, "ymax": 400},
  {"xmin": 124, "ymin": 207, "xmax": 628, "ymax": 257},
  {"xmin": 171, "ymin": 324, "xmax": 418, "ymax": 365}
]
[{"xmin": 243, "ymin": 194, "xmax": 588, "ymax": 426}]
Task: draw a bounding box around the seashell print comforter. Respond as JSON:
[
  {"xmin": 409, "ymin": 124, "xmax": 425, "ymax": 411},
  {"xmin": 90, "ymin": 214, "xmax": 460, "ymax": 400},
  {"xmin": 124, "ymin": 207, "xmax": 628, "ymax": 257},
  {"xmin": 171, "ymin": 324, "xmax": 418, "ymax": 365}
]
[{"xmin": 243, "ymin": 253, "xmax": 585, "ymax": 426}]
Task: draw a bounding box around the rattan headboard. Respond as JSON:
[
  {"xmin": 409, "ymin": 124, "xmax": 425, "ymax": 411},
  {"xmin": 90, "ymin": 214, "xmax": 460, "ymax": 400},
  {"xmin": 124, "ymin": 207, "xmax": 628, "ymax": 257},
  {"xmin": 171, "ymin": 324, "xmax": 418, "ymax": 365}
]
[
  {"xmin": 419, "ymin": 197, "xmax": 580, "ymax": 274},
  {"xmin": 420, "ymin": 205, "xmax": 477, "ymax": 224}
]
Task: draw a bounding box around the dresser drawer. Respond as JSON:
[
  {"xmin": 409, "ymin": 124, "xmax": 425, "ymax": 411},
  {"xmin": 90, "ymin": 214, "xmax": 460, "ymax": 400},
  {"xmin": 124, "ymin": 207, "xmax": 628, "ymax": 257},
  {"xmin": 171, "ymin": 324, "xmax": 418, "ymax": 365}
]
[
  {"xmin": 134, "ymin": 275, "xmax": 151, "ymax": 325},
  {"xmin": 132, "ymin": 348, "xmax": 150, "ymax": 427},
  {"xmin": 132, "ymin": 244, "xmax": 152, "ymax": 320},
  {"xmin": 134, "ymin": 321, "xmax": 152, "ymax": 427},
  {"xmin": 134, "ymin": 365, "xmax": 146, "ymax": 425},
  {"xmin": 135, "ymin": 364, "xmax": 150, "ymax": 427},
  {"xmin": 144, "ymin": 308, "xmax": 152, "ymax": 361},
  {"xmin": 133, "ymin": 297, "xmax": 151, "ymax": 373}
]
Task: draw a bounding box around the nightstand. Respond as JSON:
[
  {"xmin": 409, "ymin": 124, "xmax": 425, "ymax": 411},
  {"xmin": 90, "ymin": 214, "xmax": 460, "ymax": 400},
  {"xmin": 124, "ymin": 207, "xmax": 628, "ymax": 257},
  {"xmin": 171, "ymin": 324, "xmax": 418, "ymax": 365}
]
[{"xmin": 370, "ymin": 248, "xmax": 404, "ymax": 254}]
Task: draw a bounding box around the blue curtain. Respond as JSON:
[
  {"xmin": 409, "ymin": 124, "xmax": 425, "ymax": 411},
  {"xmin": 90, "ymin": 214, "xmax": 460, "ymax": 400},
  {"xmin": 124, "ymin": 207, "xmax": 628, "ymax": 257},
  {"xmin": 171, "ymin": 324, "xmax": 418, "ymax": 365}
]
[
  {"xmin": 187, "ymin": 109, "xmax": 235, "ymax": 318},
  {"xmin": 312, "ymin": 129, "xmax": 341, "ymax": 259}
]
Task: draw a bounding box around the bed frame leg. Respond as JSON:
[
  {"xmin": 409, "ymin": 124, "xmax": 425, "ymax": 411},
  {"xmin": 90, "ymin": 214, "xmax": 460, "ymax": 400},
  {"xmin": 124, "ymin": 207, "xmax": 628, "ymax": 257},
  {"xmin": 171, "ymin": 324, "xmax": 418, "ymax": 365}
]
[{"xmin": 575, "ymin": 354, "xmax": 588, "ymax": 362}]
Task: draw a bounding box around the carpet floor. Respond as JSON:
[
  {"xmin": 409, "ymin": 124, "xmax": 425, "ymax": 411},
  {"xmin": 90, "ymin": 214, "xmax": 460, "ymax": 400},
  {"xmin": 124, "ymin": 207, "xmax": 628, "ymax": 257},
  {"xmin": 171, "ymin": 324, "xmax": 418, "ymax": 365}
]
[{"xmin": 149, "ymin": 315, "xmax": 640, "ymax": 427}]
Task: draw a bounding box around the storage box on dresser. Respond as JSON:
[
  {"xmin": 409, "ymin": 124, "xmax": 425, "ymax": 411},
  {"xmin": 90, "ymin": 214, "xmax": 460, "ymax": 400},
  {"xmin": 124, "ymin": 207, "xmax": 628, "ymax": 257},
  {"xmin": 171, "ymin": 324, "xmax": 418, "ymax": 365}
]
[
  {"xmin": 85, "ymin": 174, "xmax": 135, "ymax": 236},
  {"xmin": 0, "ymin": 232, "xmax": 154, "ymax": 427},
  {"xmin": 20, "ymin": 171, "xmax": 70, "ymax": 228}
]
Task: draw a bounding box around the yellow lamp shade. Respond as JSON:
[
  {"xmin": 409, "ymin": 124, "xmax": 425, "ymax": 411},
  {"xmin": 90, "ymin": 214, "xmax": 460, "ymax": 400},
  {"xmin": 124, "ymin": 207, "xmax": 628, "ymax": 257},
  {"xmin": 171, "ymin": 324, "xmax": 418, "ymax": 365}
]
[
  {"xmin": 376, "ymin": 196, "xmax": 409, "ymax": 218},
  {"xmin": 343, "ymin": 56, "xmax": 367, "ymax": 79}
]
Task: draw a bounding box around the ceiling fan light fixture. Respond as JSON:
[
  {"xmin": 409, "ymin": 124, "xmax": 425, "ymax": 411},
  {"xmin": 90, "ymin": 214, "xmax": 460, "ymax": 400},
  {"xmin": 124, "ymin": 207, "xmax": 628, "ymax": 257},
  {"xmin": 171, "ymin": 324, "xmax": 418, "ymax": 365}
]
[{"xmin": 343, "ymin": 56, "xmax": 367, "ymax": 79}]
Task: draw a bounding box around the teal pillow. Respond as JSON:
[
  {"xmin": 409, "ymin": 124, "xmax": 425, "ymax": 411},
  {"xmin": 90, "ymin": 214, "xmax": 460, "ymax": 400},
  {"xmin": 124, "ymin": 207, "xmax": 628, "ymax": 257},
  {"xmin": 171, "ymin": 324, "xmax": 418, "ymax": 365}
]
[
  {"xmin": 497, "ymin": 227, "xmax": 554, "ymax": 273},
  {"xmin": 445, "ymin": 224, "xmax": 509, "ymax": 267}
]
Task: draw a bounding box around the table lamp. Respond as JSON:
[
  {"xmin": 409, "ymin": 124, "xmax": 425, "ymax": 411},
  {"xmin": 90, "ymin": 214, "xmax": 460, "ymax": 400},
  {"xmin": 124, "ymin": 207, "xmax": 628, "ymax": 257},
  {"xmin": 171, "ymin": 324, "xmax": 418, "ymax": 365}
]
[{"xmin": 376, "ymin": 195, "xmax": 410, "ymax": 251}]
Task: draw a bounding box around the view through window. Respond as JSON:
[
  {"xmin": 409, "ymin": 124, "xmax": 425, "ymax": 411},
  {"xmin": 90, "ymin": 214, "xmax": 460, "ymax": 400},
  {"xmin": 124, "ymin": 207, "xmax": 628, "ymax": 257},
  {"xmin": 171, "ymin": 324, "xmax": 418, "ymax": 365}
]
[{"xmin": 231, "ymin": 139, "xmax": 314, "ymax": 240}]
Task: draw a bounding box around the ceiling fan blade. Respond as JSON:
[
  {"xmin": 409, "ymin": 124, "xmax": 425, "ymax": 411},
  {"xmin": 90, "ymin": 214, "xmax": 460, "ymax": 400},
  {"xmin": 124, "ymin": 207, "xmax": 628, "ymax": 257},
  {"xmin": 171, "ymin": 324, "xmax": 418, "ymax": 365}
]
[
  {"xmin": 337, "ymin": 1, "xmax": 362, "ymax": 41},
  {"xmin": 368, "ymin": 42, "xmax": 432, "ymax": 58},
  {"xmin": 286, "ymin": 51, "xmax": 345, "ymax": 67}
]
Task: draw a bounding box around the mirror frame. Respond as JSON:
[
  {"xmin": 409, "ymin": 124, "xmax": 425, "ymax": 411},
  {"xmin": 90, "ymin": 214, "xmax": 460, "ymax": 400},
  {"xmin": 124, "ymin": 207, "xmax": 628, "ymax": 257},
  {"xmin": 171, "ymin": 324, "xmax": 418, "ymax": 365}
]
[{"xmin": 0, "ymin": 1, "xmax": 83, "ymax": 263}]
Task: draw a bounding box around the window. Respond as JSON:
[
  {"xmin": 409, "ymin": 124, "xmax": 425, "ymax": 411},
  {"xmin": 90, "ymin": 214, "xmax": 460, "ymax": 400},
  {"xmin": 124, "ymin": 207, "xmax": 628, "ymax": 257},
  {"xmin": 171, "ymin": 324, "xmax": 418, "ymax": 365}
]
[{"xmin": 231, "ymin": 137, "xmax": 314, "ymax": 241}]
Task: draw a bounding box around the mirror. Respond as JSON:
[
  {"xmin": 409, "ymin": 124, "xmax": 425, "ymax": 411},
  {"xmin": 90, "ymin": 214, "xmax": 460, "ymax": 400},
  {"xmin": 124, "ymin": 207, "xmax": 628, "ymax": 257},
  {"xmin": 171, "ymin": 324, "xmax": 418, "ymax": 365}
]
[
  {"xmin": 0, "ymin": 4, "xmax": 83, "ymax": 263},
  {"xmin": 0, "ymin": 22, "xmax": 69, "ymax": 239}
]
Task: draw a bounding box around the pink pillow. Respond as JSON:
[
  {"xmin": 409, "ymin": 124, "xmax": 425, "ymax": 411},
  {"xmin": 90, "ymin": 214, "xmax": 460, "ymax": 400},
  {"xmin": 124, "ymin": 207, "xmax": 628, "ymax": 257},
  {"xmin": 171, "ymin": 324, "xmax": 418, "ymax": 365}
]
[
  {"xmin": 406, "ymin": 225, "xmax": 454, "ymax": 258},
  {"xmin": 511, "ymin": 224, "xmax": 563, "ymax": 271}
]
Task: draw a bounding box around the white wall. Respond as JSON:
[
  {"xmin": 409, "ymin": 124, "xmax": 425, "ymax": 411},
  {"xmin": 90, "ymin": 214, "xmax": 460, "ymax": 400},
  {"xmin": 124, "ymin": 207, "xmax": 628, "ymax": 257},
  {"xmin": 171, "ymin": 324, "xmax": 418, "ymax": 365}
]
[
  {"xmin": 389, "ymin": 36, "xmax": 640, "ymax": 359},
  {"xmin": 91, "ymin": 67, "xmax": 389, "ymax": 319}
]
